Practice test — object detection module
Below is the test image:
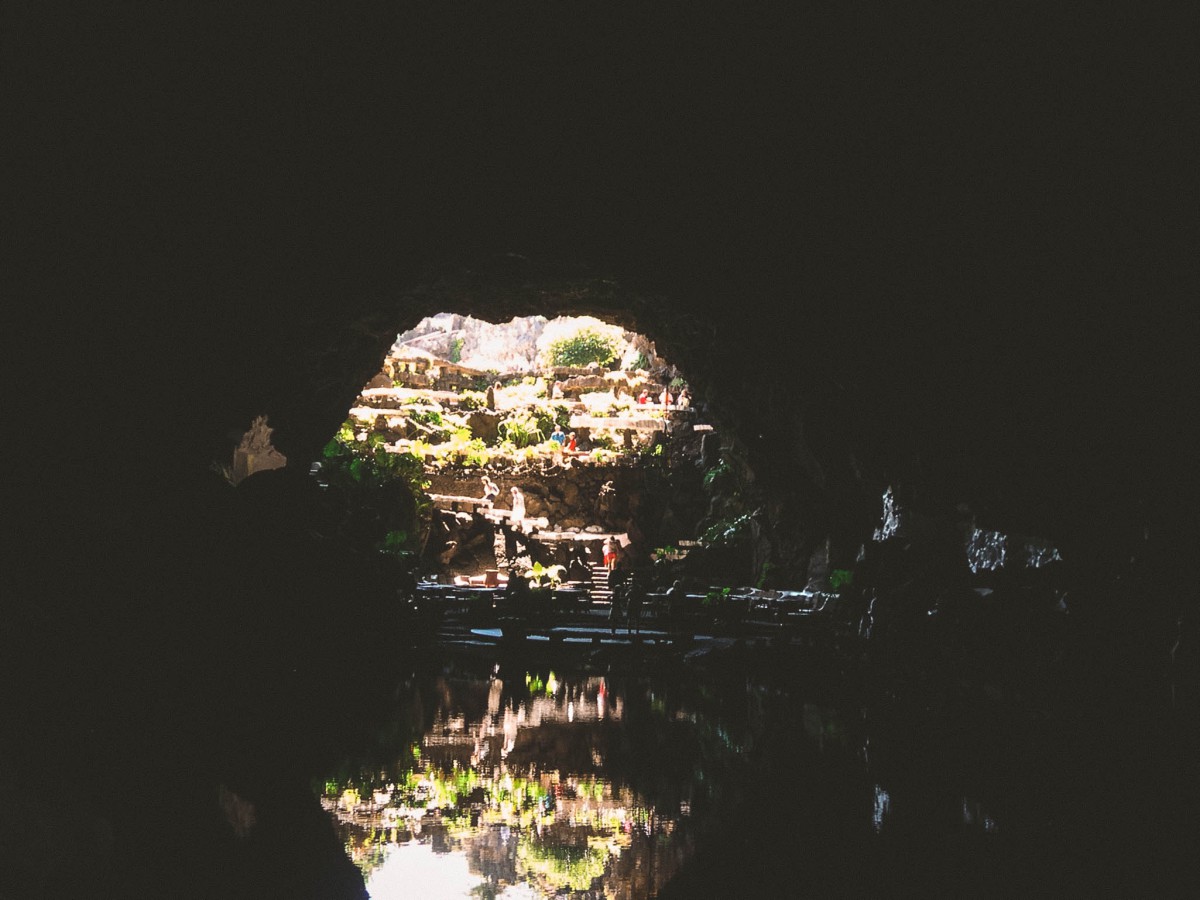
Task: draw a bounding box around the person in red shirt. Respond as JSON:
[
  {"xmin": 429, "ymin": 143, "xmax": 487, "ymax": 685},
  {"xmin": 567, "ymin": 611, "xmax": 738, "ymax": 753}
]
[{"xmin": 567, "ymin": 432, "xmax": 578, "ymax": 452}]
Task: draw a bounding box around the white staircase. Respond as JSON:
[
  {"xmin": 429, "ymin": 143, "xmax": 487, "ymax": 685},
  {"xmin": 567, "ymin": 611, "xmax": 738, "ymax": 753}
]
[{"xmin": 589, "ymin": 564, "xmax": 614, "ymax": 605}]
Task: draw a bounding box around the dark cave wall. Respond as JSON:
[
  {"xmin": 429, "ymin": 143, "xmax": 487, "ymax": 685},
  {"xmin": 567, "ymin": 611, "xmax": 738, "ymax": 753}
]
[
  {"xmin": 196, "ymin": 253, "xmax": 1176, "ymax": 583},
  {"xmin": 8, "ymin": 9, "xmax": 1195, "ymax": 897}
]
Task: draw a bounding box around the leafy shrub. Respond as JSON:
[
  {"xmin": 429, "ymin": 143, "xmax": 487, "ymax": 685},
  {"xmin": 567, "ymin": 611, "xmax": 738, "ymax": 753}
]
[
  {"xmin": 545, "ymin": 328, "xmax": 620, "ymax": 367},
  {"xmin": 448, "ymin": 337, "xmax": 464, "ymax": 363}
]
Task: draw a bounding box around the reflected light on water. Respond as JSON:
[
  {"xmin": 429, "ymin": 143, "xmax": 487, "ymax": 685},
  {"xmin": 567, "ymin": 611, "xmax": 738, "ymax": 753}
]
[
  {"xmin": 324, "ymin": 671, "xmax": 697, "ymax": 897},
  {"xmin": 365, "ymin": 842, "xmax": 549, "ymax": 898},
  {"xmin": 365, "ymin": 843, "xmax": 487, "ymax": 898}
]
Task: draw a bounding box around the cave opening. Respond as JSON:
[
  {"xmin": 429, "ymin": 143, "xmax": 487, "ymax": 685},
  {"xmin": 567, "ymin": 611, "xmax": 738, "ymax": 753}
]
[{"xmin": 302, "ymin": 307, "xmax": 789, "ymax": 640}]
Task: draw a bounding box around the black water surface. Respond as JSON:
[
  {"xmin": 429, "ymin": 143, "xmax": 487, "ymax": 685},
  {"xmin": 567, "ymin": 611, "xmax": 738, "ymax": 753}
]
[{"xmin": 317, "ymin": 647, "xmax": 1198, "ymax": 898}]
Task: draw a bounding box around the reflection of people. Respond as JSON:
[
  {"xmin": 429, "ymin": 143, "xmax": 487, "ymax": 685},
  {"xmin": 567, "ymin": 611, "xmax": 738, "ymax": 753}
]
[
  {"xmin": 509, "ymin": 486, "xmax": 525, "ymax": 522},
  {"xmin": 481, "ymin": 475, "xmax": 500, "ymax": 505}
]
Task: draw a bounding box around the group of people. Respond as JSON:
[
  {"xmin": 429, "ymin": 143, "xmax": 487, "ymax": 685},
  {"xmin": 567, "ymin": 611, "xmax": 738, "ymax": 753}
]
[
  {"xmin": 480, "ymin": 476, "xmax": 525, "ymax": 522},
  {"xmin": 549, "ymin": 424, "xmax": 577, "ymax": 452},
  {"xmin": 636, "ymin": 385, "xmax": 689, "ymax": 408}
]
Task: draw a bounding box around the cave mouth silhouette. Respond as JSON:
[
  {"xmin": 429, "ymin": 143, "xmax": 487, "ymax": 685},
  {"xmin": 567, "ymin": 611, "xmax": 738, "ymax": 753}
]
[{"xmin": 313, "ymin": 308, "xmax": 753, "ymax": 597}]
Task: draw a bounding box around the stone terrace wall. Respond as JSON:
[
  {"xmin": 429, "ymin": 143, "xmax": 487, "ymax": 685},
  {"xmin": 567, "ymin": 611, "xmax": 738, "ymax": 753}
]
[{"xmin": 426, "ymin": 465, "xmax": 645, "ymax": 532}]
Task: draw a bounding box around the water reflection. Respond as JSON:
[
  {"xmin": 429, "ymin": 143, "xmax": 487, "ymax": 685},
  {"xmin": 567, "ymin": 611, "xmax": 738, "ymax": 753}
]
[
  {"xmin": 320, "ymin": 660, "xmax": 1025, "ymax": 897},
  {"xmin": 321, "ymin": 670, "xmax": 704, "ymax": 898}
]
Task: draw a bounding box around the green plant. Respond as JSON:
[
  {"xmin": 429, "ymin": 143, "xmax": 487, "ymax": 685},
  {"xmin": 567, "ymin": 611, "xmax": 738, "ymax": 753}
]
[
  {"xmin": 531, "ymin": 408, "xmax": 560, "ymax": 440},
  {"xmin": 458, "ymin": 390, "xmax": 485, "ymax": 411},
  {"xmin": 374, "ymin": 529, "xmax": 415, "ymax": 561},
  {"xmin": 702, "ymin": 587, "xmax": 732, "ymax": 607},
  {"xmin": 631, "ymin": 351, "xmax": 650, "ymax": 371},
  {"xmin": 409, "ymin": 409, "xmax": 444, "ymax": 428},
  {"xmin": 524, "ymin": 561, "xmax": 566, "ymax": 589},
  {"xmin": 703, "ymin": 460, "xmax": 732, "ymax": 490},
  {"xmin": 498, "ymin": 411, "xmax": 546, "ymax": 448},
  {"xmin": 545, "ymin": 328, "xmax": 620, "ymax": 368},
  {"xmin": 316, "ymin": 420, "xmax": 432, "ymax": 561},
  {"xmin": 448, "ymin": 337, "xmax": 465, "ymax": 363},
  {"xmin": 829, "ymin": 568, "xmax": 854, "ymax": 590},
  {"xmin": 590, "ymin": 433, "xmax": 617, "ymax": 451},
  {"xmin": 461, "ymin": 439, "xmax": 490, "ymax": 467},
  {"xmin": 700, "ymin": 513, "xmax": 753, "ymax": 547}
]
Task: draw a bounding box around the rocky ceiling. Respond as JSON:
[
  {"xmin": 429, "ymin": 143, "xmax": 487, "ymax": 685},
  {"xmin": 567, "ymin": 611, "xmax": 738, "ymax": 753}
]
[{"xmin": 12, "ymin": 7, "xmax": 1190, "ymax": 573}]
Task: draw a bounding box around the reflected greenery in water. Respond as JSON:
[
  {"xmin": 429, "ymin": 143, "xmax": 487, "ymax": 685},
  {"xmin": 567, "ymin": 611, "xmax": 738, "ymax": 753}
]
[
  {"xmin": 320, "ymin": 665, "xmax": 745, "ymax": 897},
  {"xmin": 318, "ymin": 655, "xmax": 1018, "ymax": 897}
]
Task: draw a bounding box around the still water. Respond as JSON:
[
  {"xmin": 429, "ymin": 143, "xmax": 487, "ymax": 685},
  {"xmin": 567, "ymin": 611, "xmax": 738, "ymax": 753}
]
[
  {"xmin": 316, "ymin": 654, "xmax": 1034, "ymax": 898},
  {"xmin": 321, "ymin": 667, "xmax": 715, "ymax": 898}
]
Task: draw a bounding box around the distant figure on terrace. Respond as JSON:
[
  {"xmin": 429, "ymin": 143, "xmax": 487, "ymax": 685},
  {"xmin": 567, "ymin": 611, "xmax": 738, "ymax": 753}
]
[
  {"xmin": 550, "ymin": 380, "xmax": 564, "ymax": 399},
  {"xmin": 486, "ymin": 382, "xmax": 498, "ymax": 410},
  {"xmin": 637, "ymin": 388, "xmax": 650, "ymax": 404},
  {"xmin": 676, "ymin": 387, "xmax": 690, "ymax": 409},
  {"xmin": 509, "ymin": 486, "xmax": 526, "ymax": 523},
  {"xmin": 660, "ymin": 387, "xmax": 672, "ymax": 407},
  {"xmin": 481, "ymin": 475, "xmax": 500, "ymax": 505},
  {"xmin": 567, "ymin": 432, "xmax": 578, "ymax": 452},
  {"xmin": 550, "ymin": 424, "xmax": 566, "ymax": 445}
]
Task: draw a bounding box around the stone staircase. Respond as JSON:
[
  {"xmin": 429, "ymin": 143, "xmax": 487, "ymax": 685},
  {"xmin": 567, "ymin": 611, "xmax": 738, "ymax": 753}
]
[{"xmin": 589, "ymin": 564, "xmax": 614, "ymax": 606}]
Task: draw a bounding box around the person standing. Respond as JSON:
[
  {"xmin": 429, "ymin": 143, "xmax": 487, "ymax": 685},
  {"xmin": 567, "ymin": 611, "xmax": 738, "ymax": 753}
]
[
  {"xmin": 509, "ymin": 486, "xmax": 526, "ymax": 524},
  {"xmin": 550, "ymin": 424, "xmax": 566, "ymax": 445},
  {"xmin": 567, "ymin": 431, "xmax": 578, "ymax": 452},
  {"xmin": 481, "ymin": 475, "xmax": 500, "ymax": 505},
  {"xmin": 659, "ymin": 386, "xmax": 672, "ymax": 407},
  {"xmin": 602, "ymin": 537, "xmax": 618, "ymax": 571}
]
